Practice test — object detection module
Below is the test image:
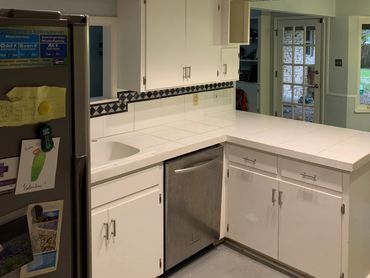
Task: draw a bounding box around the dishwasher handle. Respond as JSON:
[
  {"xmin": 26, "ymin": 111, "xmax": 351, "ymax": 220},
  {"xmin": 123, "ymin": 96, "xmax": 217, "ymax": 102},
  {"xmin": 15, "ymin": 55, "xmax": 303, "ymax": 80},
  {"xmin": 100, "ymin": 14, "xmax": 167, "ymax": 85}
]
[{"xmin": 174, "ymin": 158, "xmax": 218, "ymax": 174}]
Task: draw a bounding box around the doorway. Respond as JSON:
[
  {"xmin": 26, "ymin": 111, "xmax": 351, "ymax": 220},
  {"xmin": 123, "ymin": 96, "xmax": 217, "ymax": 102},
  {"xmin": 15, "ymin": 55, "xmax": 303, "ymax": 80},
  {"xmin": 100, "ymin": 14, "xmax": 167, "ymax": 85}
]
[{"xmin": 275, "ymin": 19, "xmax": 322, "ymax": 123}]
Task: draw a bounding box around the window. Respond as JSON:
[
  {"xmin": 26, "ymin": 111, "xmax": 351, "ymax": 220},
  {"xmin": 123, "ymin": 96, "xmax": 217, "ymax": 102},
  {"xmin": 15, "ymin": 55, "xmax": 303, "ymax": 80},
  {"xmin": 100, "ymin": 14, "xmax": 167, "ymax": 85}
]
[
  {"xmin": 359, "ymin": 24, "xmax": 370, "ymax": 107},
  {"xmin": 89, "ymin": 17, "xmax": 118, "ymax": 101}
]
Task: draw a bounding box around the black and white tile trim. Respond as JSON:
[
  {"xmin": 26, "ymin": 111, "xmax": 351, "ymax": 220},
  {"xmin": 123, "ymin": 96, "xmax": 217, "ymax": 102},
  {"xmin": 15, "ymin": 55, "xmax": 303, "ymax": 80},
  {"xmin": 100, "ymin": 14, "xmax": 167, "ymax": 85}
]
[{"xmin": 90, "ymin": 81, "xmax": 234, "ymax": 118}]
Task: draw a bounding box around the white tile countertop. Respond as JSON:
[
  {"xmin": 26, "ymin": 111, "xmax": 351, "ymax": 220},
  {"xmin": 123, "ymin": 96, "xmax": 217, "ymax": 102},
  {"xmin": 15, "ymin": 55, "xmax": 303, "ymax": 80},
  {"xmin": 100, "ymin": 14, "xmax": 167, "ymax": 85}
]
[{"xmin": 91, "ymin": 111, "xmax": 370, "ymax": 184}]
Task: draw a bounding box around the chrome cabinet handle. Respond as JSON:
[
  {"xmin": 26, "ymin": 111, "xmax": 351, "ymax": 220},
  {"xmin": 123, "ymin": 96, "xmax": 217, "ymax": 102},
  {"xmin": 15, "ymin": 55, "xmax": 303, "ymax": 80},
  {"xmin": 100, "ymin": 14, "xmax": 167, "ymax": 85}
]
[
  {"xmin": 272, "ymin": 189, "xmax": 277, "ymax": 205},
  {"xmin": 278, "ymin": 191, "xmax": 283, "ymax": 207},
  {"xmin": 223, "ymin": 64, "xmax": 228, "ymax": 75},
  {"xmin": 188, "ymin": 66, "xmax": 192, "ymax": 79},
  {"xmin": 183, "ymin": 67, "xmax": 187, "ymax": 80},
  {"xmin": 244, "ymin": 157, "xmax": 257, "ymax": 164},
  {"xmin": 300, "ymin": 172, "xmax": 317, "ymax": 181},
  {"xmin": 111, "ymin": 219, "xmax": 117, "ymax": 237},
  {"xmin": 103, "ymin": 222, "xmax": 109, "ymax": 240}
]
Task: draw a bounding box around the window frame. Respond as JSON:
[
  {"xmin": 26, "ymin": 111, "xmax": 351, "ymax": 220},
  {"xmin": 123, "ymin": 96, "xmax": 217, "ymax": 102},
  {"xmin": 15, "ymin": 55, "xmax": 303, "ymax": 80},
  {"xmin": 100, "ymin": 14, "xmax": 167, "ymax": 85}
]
[
  {"xmin": 355, "ymin": 17, "xmax": 370, "ymax": 113},
  {"xmin": 89, "ymin": 16, "xmax": 118, "ymax": 103}
]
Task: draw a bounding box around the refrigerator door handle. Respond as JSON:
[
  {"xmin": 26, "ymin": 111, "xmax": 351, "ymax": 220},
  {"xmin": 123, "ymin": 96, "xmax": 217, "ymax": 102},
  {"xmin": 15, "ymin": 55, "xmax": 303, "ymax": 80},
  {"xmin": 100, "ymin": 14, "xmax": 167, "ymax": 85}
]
[{"xmin": 73, "ymin": 155, "xmax": 91, "ymax": 278}]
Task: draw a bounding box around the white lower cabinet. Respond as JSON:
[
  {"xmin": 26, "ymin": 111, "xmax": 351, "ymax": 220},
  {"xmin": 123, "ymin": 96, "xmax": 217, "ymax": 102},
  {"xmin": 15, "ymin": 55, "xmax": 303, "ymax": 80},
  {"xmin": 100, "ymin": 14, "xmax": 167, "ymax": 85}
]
[
  {"xmin": 91, "ymin": 166, "xmax": 164, "ymax": 278},
  {"xmin": 227, "ymin": 148, "xmax": 343, "ymax": 278},
  {"xmin": 227, "ymin": 166, "xmax": 278, "ymax": 258},
  {"xmin": 278, "ymin": 182, "xmax": 342, "ymax": 278}
]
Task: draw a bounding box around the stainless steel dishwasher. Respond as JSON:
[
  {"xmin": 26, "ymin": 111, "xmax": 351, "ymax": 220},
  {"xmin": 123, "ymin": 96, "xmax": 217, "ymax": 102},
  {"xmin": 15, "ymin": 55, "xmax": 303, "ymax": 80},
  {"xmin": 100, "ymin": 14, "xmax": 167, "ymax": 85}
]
[{"xmin": 164, "ymin": 145, "xmax": 224, "ymax": 271}]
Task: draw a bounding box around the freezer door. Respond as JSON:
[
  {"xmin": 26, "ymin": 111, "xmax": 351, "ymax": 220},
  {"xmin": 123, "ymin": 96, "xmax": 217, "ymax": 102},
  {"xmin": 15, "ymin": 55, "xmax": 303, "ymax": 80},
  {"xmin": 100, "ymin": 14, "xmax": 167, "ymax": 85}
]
[
  {"xmin": 165, "ymin": 145, "xmax": 224, "ymax": 271},
  {"xmin": 0, "ymin": 13, "xmax": 90, "ymax": 278}
]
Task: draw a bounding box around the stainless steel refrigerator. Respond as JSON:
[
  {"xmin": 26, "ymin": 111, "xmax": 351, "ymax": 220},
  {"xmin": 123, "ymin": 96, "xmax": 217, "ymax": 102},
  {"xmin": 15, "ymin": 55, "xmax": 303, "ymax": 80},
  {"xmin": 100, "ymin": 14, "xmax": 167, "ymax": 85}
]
[{"xmin": 0, "ymin": 9, "xmax": 90, "ymax": 278}]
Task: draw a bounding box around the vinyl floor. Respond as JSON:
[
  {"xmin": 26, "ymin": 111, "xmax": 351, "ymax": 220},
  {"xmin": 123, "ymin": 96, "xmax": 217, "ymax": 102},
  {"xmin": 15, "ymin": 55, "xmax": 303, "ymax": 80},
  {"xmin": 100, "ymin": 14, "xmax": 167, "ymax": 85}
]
[{"xmin": 167, "ymin": 244, "xmax": 290, "ymax": 278}]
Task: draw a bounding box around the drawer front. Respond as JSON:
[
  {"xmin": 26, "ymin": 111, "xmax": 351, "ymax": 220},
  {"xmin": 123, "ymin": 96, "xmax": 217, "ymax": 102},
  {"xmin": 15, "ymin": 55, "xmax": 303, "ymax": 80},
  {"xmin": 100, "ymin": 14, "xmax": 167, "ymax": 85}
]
[
  {"xmin": 228, "ymin": 144, "xmax": 278, "ymax": 174},
  {"xmin": 91, "ymin": 165, "xmax": 163, "ymax": 209},
  {"xmin": 279, "ymin": 158, "xmax": 342, "ymax": 192}
]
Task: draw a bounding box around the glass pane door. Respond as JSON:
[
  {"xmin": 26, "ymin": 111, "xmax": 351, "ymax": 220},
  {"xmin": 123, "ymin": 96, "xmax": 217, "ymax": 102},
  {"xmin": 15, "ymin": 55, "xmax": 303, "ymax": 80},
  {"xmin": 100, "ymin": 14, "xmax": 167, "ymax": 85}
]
[{"xmin": 277, "ymin": 20, "xmax": 321, "ymax": 123}]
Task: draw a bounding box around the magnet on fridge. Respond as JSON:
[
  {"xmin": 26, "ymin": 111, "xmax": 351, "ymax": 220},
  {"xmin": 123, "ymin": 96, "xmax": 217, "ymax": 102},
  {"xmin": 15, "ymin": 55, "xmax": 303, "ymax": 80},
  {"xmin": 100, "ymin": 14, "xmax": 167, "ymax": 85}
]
[{"xmin": 37, "ymin": 124, "xmax": 54, "ymax": 153}]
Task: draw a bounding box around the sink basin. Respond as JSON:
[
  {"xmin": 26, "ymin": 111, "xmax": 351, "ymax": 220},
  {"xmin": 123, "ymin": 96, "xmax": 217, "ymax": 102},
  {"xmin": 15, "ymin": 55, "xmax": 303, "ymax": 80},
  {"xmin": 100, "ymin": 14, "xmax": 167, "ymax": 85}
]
[{"xmin": 91, "ymin": 141, "xmax": 140, "ymax": 166}]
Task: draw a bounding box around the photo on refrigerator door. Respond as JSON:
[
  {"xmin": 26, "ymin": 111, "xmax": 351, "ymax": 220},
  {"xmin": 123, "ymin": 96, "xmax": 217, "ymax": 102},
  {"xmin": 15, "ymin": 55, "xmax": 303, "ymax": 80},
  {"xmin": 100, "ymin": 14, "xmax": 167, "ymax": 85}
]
[
  {"xmin": 0, "ymin": 215, "xmax": 33, "ymax": 277},
  {"xmin": 21, "ymin": 201, "xmax": 63, "ymax": 277},
  {"xmin": 15, "ymin": 138, "xmax": 60, "ymax": 195}
]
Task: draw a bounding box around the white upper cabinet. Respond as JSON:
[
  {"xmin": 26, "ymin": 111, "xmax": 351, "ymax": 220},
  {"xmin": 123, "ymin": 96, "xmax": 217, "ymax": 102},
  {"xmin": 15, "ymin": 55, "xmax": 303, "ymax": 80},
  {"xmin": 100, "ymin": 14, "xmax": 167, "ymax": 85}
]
[
  {"xmin": 146, "ymin": 0, "xmax": 186, "ymax": 90},
  {"xmin": 186, "ymin": 0, "xmax": 222, "ymax": 85},
  {"xmin": 221, "ymin": 0, "xmax": 251, "ymax": 45},
  {"xmin": 221, "ymin": 47, "xmax": 240, "ymax": 81},
  {"xmin": 118, "ymin": 0, "xmax": 243, "ymax": 92}
]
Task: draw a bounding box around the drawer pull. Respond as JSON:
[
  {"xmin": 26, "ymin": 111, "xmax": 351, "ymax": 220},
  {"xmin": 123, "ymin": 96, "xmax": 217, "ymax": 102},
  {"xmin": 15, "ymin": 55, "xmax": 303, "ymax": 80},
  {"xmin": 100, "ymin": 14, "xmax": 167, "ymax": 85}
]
[
  {"xmin": 244, "ymin": 157, "xmax": 257, "ymax": 164},
  {"xmin": 111, "ymin": 219, "xmax": 117, "ymax": 237},
  {"xmin": 103, "ymin": 222, "xmax": 109, "ymax": 240},
  {"xmin": 278, "ymin": 191, "xmax": 283, "ymax": 207},
  {"xmin": 301, "ymin": 172, "xmax": 317, "ymax": 181},
  {"xmin": 272, "ymin": 189, "xmax": 277, "ymax": 205}
]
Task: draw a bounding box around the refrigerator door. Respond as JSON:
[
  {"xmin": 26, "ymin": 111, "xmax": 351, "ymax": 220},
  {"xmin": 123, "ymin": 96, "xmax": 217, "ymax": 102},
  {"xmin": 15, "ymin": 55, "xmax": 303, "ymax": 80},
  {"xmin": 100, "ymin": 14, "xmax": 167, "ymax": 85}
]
[{"xmin": 0, "ymin": 11, "xmax": 90, "ymax": 278}]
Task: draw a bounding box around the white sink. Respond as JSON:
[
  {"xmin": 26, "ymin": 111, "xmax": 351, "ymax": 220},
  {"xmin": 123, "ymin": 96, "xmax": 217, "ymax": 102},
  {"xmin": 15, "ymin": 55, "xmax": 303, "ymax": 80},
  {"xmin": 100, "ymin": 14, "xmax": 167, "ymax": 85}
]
[{"xmin": 91, "ymin": 141, "xmax": 140, "ymax": 166}]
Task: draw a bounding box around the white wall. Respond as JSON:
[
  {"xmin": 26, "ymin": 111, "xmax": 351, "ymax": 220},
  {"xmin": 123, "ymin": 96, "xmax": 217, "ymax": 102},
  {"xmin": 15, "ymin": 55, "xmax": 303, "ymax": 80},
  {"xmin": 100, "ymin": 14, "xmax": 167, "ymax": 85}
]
[
  {"xmin": 0, "ymin": 0, "xmax": 117, "ymax": 17},
  {"xmin": 251, "ymin": 0, "xmax": 336, "ymax": 17},
  {"xmin": 325, "ymin": 0, "xmax": 370, "ymax": 131}
]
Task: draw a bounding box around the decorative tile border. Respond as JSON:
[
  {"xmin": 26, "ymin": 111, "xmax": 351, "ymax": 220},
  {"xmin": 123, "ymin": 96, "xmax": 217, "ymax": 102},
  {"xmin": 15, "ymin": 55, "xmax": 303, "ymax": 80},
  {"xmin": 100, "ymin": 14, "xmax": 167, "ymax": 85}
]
[{"xmin": 90, "ymin": 82, "xmax": 234, "ymax": 118}]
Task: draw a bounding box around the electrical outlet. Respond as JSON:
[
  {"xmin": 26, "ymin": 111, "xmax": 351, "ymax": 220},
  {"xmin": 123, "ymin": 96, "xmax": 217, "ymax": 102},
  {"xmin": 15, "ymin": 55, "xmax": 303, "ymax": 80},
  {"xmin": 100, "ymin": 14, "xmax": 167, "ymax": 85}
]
[{"xmin": 193, "ymin": 93, "xmax": 199, "ymax": 106}]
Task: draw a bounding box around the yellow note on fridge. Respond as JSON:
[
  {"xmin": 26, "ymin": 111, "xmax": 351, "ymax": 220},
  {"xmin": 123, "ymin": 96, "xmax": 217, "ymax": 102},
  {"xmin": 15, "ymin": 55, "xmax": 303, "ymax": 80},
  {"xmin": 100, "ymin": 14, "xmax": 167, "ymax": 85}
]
[{"xmin": 0, "ymin": 86, "xmax": 66, "ymax": 127}]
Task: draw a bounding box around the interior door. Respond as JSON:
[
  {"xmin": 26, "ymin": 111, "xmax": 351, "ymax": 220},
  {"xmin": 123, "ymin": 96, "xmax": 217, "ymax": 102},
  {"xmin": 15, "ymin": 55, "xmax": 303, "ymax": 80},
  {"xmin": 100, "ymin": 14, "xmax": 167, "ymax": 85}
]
[
  {"xmin": 275, "ymin": 19, "xmax": 322, "ymax": 123},
  {"xmin": 186, "ymin": 0, "xmax": 221, "ymax": 85},
  {"xmin": 227, "ymin": 166, "xmax": 279, "ymax": 258},
  {"xmin": 278, "ymin": 182, "xmax": 342, "ymax": 278},
  {"xmin": 108, "ymin": 188, "xmax": 163, "ymax": 278},
  {"xmin": 146, "ymin": 0, "xmax": 186, "ymax": 90}
]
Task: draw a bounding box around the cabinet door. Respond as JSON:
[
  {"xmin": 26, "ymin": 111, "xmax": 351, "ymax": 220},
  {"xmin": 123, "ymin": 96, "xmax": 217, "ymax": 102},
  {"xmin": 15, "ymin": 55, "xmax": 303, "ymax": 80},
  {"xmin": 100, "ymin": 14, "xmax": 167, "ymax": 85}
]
[
  {"xmin": 108, "ymin": 187, "xmax": 163, "ymax": 278},
  {"xmin": 186, "ymin": 0, "xmax": 221, "ymax": 85},
  {"xmin": 91, "ymin": 209, "xmax": 110, "ymax": 278},
  {"xmin": 227, "ymin": 166, "xmax": 278, "ymax": 258},
  {"xmin": 146, "ymin": 0, "xmax": 186, "ymax": 90},
  {"xmin": 221, "ymin": 47, "xmax": 240, "ymax": 81},
  {"xmin": 278, "ymin": 182, "xmax": 342, "ymax": 278}
]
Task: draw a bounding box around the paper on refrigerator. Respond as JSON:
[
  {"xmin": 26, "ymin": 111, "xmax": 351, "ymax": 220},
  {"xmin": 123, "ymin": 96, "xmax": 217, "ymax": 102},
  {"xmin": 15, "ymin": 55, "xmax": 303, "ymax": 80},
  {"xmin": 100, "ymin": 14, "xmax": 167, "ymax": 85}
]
[
  {"xmin": 0, "ymin": 157, "xmax": 19, "ymax": 195},
  {"xmin": 0, "ymin": 86, "xmax": 66, "ymax": 127},
  {"xmin": 15, "ymin": 138, "xmax": 60, "ymax": 195},
  {"xmin": 20, "ymin": 200, "xmax": 64, "ymax": 277}
]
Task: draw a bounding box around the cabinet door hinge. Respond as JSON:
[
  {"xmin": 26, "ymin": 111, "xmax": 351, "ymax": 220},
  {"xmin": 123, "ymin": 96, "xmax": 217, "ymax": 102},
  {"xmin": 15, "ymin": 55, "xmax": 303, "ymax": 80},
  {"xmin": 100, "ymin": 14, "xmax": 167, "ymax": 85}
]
[
  {"xmin": 218, "ymin": 3, "xmax": 221, "ymax": 11},
  {"xmin": 227, "ymin": 224, "xmax": 229, "ymax": 232},
  {"xmin": 341, "ymin": 204, "xmax": 345, "ymax": 215},
  {"xmin": 340, "ymin": 273, "xmax": 344, "ymax": 278},
  {"xmin": 159, "ymin": 258, "xmax": 162, "ymax": 269},
  {"xmin": 144, "ymin": 0, "xmax": 147, "ymax": 4},
  {"xmin": 143, "ymin": 76, "xmax": 146, "ymax": 86},
  {"xmin": 227, "ymin": 169, "xmax": 229, "ymax": 178},
  {"xmin": 159, "ymin": 194, "xmax": 162, "ymax": 204},
  {"xmin": 274, "ymin": 29, "xmax": 278, "ymax": 36},
  {"xmin": 275, "ymin": 71, "xmax": 278, "ymax": 78}
]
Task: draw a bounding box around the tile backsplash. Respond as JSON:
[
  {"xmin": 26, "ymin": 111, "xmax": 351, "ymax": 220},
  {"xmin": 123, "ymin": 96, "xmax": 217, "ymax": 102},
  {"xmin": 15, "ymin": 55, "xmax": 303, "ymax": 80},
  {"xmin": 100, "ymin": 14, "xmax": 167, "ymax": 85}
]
[{"xmin": 90, "ymin": 88, "xmax": 235, "ymax": 140}]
